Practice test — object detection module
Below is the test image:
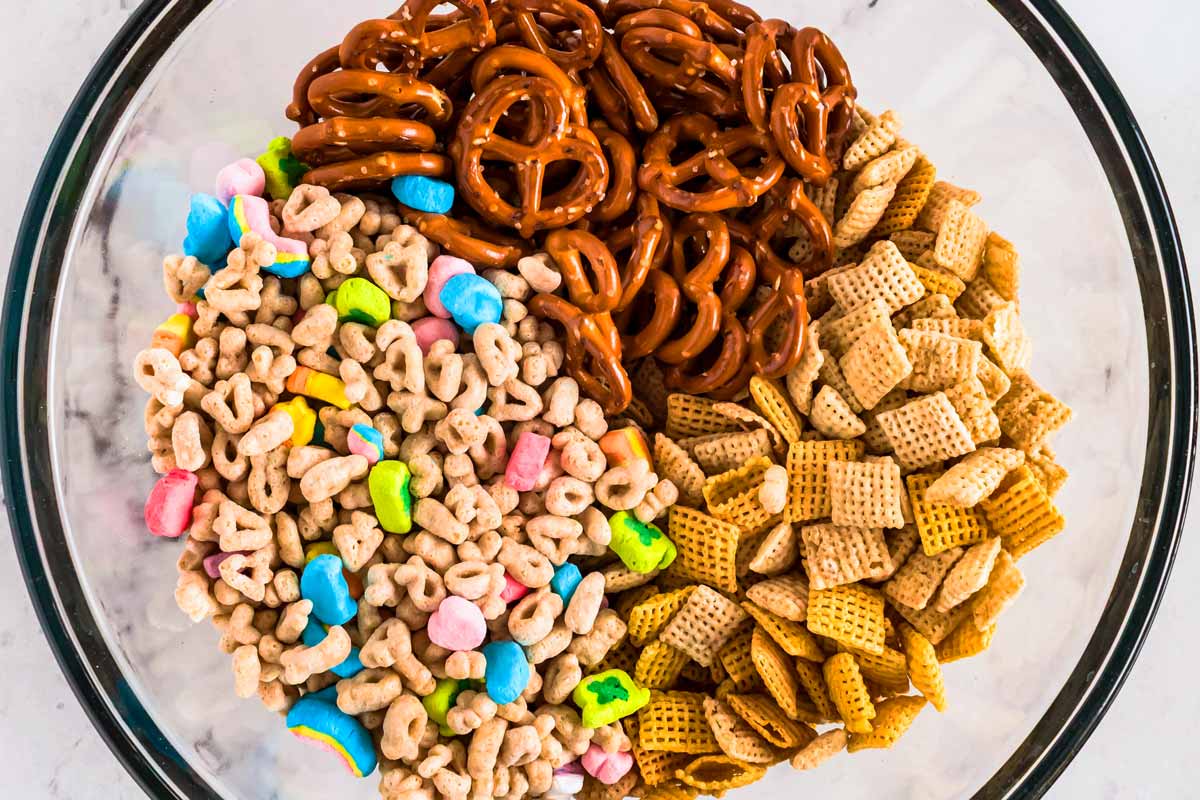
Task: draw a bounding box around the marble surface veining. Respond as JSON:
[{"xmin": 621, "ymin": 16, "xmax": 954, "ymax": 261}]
[{"xmin": 0, "ymin": 1, "xmax": 1195, "ymax": 798}]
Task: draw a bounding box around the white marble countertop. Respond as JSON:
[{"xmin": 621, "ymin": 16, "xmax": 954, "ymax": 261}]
[{"xmin": 0, "ymin": 1, "xmax": 1194, "ymax": 797}]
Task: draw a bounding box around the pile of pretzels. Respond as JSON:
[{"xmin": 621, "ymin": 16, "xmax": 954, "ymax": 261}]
[{"xmin": 285, "ymin": 0, "xmax": 857, "ymax": 414}]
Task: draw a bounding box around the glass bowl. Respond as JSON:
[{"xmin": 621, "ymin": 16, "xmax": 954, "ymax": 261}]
[{"xmin": 1, "ymin": 0, "xmax": 1194, "ymax": 798}]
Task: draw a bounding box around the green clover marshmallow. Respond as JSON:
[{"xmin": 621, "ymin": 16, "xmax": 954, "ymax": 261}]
[
  {"xmin": 571, "ymin": 669, "xmax": 650, "ymax": 728},
  {"xmin": 607, "ymin": 511, "xmax": 677, "ymax": 573}
]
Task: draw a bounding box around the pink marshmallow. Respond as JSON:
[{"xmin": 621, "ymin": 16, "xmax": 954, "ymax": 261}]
[
  {"xmin": 144, "ymin": 469, "xmax": 198, "ymax": 538},
  {"xmin": 506, "ymin": 432, "xmax": 551, "ymax": 491},
  {"xmin": 202, "ymin": 551, "xmax": 250, "ymax": 579},
  {"xmin": 411, "ymin": 316, "xmax": 461, "ymax": 354},
  {"xmin": 500, "ymin": 573, "xmax": 530, "ymax": 604},
  {"xmin": 215, "ymin": 158, "xmax": 266, "ymax": 204},
  {"xmin": 426, "ymin": 595, "xmax": 487, "ymax": 651},
  {"xmin": 581, "ymin": 744, "xmax": 633, "ymax": 786},
  {"xmin": 177, "ymin": 301, "xmax": 197, "ymax": 319},
  {"xmin": 424, "ymin": 255, "xmax": 475, "ymax": 319}
]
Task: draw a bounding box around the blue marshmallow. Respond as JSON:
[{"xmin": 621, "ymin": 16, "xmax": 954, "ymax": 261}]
[
  {"xmin": 391, "ymin": 174, "xmax": 455, "ymax": 214},
  {"xmin": 440, "ymin": 273, "xmax": 503, "ymax": 334},
  {"xmin": 301, "ymin": 554, "xmax": 357, "ymax": 626},
  {"xmin": 301, "ymin": 620, "xmax": 365, "ymax": 679},
  {"xmin": 481, "ymin": 640, "xmax": 531, "ymax": 705},
  {"xmin": 183, "ymin": 193, "xmax": 233, "ymax": 270},
  {"xmin": 550, "ymin": 563, "xmax": 583, "ymax": 605}
]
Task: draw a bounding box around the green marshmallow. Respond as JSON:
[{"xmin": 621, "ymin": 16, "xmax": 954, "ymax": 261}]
[
  {"xmin": 423, "ymin": 679, "xmax": 463, "ymax": 737},
  {"xmin": 369, "ymin": 461, "xmax": 413, "ymax": 533},
  {"xmin": 572, "ymin": 669, "xmax": 650, "ymax": 729},
  {"xmin": 607, "ymin": 511, "xmax": 677, "ymax": 573},
  {"xmin": 329, "ymin": 277, "xmax": 391, "ymax": 327},
  {"xmin": 256, "ymin": 136, "xmax": 309, "ymax": 201}
]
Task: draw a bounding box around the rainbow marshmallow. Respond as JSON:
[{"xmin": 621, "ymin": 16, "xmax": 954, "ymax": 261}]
[
  {"xmin": 286, "ymin": 696, "xmax": 376, "ymax": 778},
  {"xmin": 227, "ymin": 194, "xmax": 311, "ymax": 278}
]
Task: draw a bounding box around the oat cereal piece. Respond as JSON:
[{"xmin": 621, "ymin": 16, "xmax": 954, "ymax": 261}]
[
  {"xmin": 703, "ymin": 697, "xmax": 779, "ymax": 764},
  {"xmin": 821, "ymin": 297, "xmax": 892, "ymax": 359},
  {"xmin": 822, "ymin": 652, "xmax": 875, "ymax": 733},
  {"xmin": 654, "ymin": 433, "xmax": 706, "ymax": 508},
  {"xmin": 702, "ymin": 457, "xmax": 780, "ymax": 536},
  {"xmin": 718, "ymin": 628, "xmax": 763, "ymax": 692},
  {"xmin": 926, "ymin": 447, "xmax": 1025, "ymax": 506},
  {"xmin": 749, "ymin": 376, "xmax": 803, "ymax": 445},
  {"xmin": 956, "ymin": 274, "xmax": 1009, "ymax": 320},
  {"xmin": 745, "ymin": 574, "xmax": 808, "ymax": 622},
  {"xmin": 888, "ymin": 230, "xmax": 937, "ymax": 260},
  {"xmin": 666, "ymin": 393, "xmax": 741, "ymax": 439},
  {"xmin": 628, "ymin": 587, "xmax": 696, "ymax": 646},
  {"xmin": 942, "ymin": 377, "xmax": 1001, "ymax": 445},
  {"xmin": 981, "ymin": 302, "xmax": 1032, "ymax": 374},
  {"xmin": 898, "ymin": 329, "xmax": 981, "ymax": 393},
  {"xmin": 883, "ymin": 545, "xmax": 962, "ymax": 610},
  {"xmin": 936, "ymin": 620, "xmax": 996, "ymax": 663},
  {"xmin": 785, "ymin": 438, "xmax": 865, "ymax": 522},
  {"xmin": 726, "ymin": 693, "xmax": 815, "ymax": 749},
  {"xmin": 909, "ymin": 316, "xmax": 983, "ymax": 341},
  {"xmin": 839, "ymin": 323, "xmax": 913, "ymax": 410},
  {"xmin": 665, "ymin": 506, "xmax": 741, "ymax": 593},
  {"xmin": 800, "ymin": 522, "xmax": 893, "ymax": 590},
  {"xmin": 828, "ymin": 459, "xmax": 906, "ymax": 529},
  {"xmin": 892, "ymin": 293, "xmax": 956, "ymax": 329},
  {"xmin": 979, "ymin": 465, "xmax": 1065, "ymax": 559},
  {"xmin": 846, "ymin": 695, "xmax": 926, "ymax": 751},
  {"xmin": 993, "ymin": 372, "xmax": 1072, "ymax": 453},
  {"xmin": 742, "ymin": 602, "xmax": 824, "ymax": 662},
  {"xmin": 789, "ymin": 728, "xmax": 847, "ymax": 770},
  {"xmin": 982, "ymin": 232, "xmax": 1020, "ymax": 300},
  {"xmin": 749, "ymin": 626, "xmax": 803, "ymax": 719},
  {"xmin": 826, "ymin": 241, "xmax": 925, "ymax": 314},
  {"xmin": 747, "ymin": 522, "xmax": 798, "ymax": 576},
  {"xmin": 934, "ymin": 537, "xmax": 1002, "ymax": 612},
  {"xmin": 1026, "ymin": 447, "xmax": 1069, "ymax": 497},
  {"xmin": 660, "ymin": 584, "xmax": 748, "ymax": 666},
  {"xmin": 807, "ymin": 584, "xmax": 886, "ymax": 656},
  {"xmin": 914, "ymin": 181, "xmax": 982, "ymax": 233},
  {"xmin": 974, "ymin": 356, "xmax": 1012, "ymax": 403},
  {"xmin": 878, "ymin": 393, "xmax": 976, "ymax": 471},
  {"xmin": 638, "ymin": 691, "xmax": 721, "ymax": 753},
  {"xmin": 908, "ymin": 472, "xmax": 989, "ymax": 555},
  {"xmin": 635, "ymin": 640, "xmax": 690, "ymax": 689},
  {"xmin": 675, "ymin": 755, "xmax": 767, "ymax": 791},
  {"xmin": 970, "ymin": 549, "xmax": 1025, "ymax": 629},
  {"xmin": 887, "ymin": 595, "xmax": 971, "ymax": 646},
  {"xmin": 897, "ymin": 623, "xmax": 946, "ymax": 711},
  {"xmin": 809, "ymin": 386, "xmax": 867, "ymax": 440},
  {"xmin": 691, "ymin": 429, "xmax": 774, "ymax": 475}
]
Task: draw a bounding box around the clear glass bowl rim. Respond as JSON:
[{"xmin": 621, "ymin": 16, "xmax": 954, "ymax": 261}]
[{"xmin": 1, "ymin": 0, "xmax": 1194, "ymax": 798}]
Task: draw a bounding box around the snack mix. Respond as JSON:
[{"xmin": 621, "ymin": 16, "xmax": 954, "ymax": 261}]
[{"xmin": 133, "ymin": 1, "xmax": 1073, "ymax": 798}]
